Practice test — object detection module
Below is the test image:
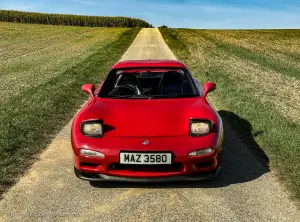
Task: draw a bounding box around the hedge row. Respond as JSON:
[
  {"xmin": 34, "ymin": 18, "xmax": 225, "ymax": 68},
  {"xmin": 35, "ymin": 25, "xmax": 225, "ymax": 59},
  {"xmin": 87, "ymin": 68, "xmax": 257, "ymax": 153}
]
[{"xmin": 0, "ymin": 10, "xmax": 153, "ymax": 28}]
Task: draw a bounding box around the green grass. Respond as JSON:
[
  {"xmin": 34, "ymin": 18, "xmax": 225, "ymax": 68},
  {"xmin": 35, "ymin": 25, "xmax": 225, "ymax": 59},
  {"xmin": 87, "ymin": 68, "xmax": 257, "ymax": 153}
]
[
  {"xmin": 0, "ymin": 22, "xmax": 140, "ymax": 195},
  {"xmin": 197, "ymin": 32, "xmax": 300, "ymax": 79},
  {"xmin": 160, "ymin": 28, "xmax": 300, "ymax": 201}
]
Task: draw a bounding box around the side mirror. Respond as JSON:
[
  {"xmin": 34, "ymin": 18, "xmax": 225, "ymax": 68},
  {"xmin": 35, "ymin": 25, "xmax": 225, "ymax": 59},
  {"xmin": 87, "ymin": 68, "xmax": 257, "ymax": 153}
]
[
  {"xmin": 203, "ymin": 82, "xmax": 216, "ymax": 97},
  {"xmin": 82, "ymin": 84, "xmax": 95, "ymax": 99}
]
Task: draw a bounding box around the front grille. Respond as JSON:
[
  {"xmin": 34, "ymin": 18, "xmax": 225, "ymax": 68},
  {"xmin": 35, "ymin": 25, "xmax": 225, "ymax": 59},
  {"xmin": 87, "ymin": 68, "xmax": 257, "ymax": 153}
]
[
  {"xmin": 80, "ymin": 162, "xmax": 99, "ymax": 168},
  {"xmin": 109, "ymin": 163, "xmax": 183, "ymax": 173},
  {"xmin": 194, "ymin": 161, "xmax": 213, "ymax": 169}
]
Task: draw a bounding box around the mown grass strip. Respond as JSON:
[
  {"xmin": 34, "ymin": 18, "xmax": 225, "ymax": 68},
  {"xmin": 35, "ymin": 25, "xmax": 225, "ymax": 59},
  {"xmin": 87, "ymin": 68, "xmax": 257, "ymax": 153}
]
[
  {"xmin": 159, "ymin": 28, "xmax": 190, "ymax": 60},
  {"xmin": 198, "ymin": 32, "xmax": 300, "ymax": 80},
  {"xmin": 160, "ymin": 28, "xmax": 300, "ymax": 201},
  {"xmin": 0, "ymin": 27, "xmax": 141, "ymax": 196}
]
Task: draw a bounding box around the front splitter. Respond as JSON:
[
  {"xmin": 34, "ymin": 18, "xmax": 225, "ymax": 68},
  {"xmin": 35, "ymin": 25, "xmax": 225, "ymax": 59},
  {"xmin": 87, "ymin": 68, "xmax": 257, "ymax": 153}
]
[{"xmin": 74, "ymin": 166, "xmax": 221, "ymax": 183}]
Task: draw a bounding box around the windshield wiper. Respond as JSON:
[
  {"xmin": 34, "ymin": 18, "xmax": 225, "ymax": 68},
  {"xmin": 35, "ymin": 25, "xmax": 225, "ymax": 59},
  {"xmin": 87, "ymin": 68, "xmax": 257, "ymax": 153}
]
[
  {"xmin": 108, "ymin": 95, "xmax": 134, "ymax": 98},
  {"xmin": 150, "ymin": 94, "xmax": 199, "ymax": 99},
  {"xmin": 108, "ymin": 95, "xmax": 151, "ymax": 99}
]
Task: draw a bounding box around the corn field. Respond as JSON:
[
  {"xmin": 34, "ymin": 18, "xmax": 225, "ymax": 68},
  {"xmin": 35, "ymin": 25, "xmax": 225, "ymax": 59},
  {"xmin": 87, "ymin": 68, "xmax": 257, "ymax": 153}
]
[{"xmin": 0, "ymin": 10, "xmax": 153, "ymax": 28}]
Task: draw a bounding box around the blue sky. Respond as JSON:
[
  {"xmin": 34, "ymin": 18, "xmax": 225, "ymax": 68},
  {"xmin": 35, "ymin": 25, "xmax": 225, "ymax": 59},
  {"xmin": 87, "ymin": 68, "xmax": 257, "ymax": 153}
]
[{"xmin": 1, "ymin": 0, "xmax": 300, "ymax": 28}]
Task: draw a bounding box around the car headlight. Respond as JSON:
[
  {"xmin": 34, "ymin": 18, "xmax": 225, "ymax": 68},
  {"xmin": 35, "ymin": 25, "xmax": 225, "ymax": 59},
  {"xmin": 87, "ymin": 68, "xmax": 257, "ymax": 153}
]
[
  {"xmin": 190, "ymin": 119, "xmax": 213, "ymax": 136},
  {"xmin": 81, "ymin": 120, "xmax": 103, "ymax": 137},
  {"xmin": 79, "ymin": 149, "xmax": 105, "ymax": 158},
  {"xmin": 188, "ymin": 148, "xmax": 213, "ymax": 156}
]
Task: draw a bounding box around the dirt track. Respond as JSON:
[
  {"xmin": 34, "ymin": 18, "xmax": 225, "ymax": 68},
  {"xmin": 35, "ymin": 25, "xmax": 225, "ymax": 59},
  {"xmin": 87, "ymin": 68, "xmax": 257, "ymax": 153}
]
[{"xmin": 0, "ymin": 28, "xmax": 299, "ymax": 221}]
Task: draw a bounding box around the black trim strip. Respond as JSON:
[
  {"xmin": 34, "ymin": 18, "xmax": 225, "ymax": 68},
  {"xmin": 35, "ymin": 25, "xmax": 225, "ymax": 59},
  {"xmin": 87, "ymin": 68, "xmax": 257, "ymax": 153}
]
[{"xmin": 74, "ymin": 166, "xmax": 221, "ymax": 182}]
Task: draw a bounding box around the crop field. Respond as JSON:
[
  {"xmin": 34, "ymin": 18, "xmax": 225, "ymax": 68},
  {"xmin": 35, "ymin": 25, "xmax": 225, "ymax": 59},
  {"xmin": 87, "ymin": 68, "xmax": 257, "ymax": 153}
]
[
  {"xmin": 0, "ymin": 22, "xmax": 140, "ymax": 194},
  {"xmin": 160, "ymin": 28, "xmax": 300, "ymax": 200},
  {"xmin": 0, "ymin": 10, "xmax": 152, "ymax": 28}
]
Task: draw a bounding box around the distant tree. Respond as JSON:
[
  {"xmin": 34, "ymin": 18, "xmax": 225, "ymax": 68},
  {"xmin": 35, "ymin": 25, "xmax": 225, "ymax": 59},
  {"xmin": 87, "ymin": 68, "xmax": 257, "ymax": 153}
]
[{"xmin": 159, "ymin": 25, "xmax": 168, "ymax": 29}]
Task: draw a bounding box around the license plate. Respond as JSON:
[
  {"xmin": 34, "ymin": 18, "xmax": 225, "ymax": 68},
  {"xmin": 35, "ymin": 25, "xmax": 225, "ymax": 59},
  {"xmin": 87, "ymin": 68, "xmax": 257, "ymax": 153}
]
[{"xmin": 119, "ymin": 152, "xmax": 172, "ymax": 165}]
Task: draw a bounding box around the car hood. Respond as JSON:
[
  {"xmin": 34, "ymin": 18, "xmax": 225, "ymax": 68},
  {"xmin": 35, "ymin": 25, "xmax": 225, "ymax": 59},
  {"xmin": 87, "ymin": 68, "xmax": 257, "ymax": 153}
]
[{"xmin": 86, "ymin": 98, "xmax": 217, "ymax": 137}]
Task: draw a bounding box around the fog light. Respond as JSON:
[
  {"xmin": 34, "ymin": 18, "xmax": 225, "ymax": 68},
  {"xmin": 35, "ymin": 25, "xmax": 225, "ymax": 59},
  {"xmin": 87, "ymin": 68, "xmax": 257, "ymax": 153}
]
[
  {"xmin": 188, "ymin": 148, "xmax": 213, "ymax": 156},
  {"xmin": 79, "ymin": 149, "xmax": 105, "ymax": 158}
]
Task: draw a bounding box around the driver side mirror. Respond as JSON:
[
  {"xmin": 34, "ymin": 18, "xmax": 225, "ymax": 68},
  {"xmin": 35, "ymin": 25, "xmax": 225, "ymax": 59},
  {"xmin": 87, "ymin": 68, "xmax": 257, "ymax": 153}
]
[
  {"xmin": 203, "ymin": 82, "xmax": 216, "ymax": 97},
  {"xmin": 82, "ymin": 84, "xmax": 95, "ymax": 99}
]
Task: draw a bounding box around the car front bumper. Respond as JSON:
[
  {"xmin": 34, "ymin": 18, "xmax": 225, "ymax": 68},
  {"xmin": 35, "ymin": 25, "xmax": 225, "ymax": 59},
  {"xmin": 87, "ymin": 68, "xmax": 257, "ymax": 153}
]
[
  {"xmin": 73, "ymin": 148, "xmax": 222, "ymax": 182},
  {"xmin": 74, "ymin": 165, "xmax": 221, "ymax": 182},
  {"xmin": 72, "ymin": 134, "xmax": 223, "ymax": 181}
]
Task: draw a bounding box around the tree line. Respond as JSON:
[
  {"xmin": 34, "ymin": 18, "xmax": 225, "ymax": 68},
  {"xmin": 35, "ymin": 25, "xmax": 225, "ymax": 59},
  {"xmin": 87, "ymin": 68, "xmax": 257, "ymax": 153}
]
[{"xmin": 0, "ymin": 10, "xmax": 153, "ymax": 28}]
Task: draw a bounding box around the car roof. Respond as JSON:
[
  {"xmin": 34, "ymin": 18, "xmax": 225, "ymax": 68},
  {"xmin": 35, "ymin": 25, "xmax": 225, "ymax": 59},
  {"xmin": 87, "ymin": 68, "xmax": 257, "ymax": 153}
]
[{"xmin": 112, "ymin": 60, "xmax": 187, "ymax": 69}]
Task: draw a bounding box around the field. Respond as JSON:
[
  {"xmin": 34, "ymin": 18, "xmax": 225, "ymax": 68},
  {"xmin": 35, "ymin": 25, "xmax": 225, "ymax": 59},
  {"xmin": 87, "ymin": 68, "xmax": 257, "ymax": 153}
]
[
  {"xmin": 0, "ymin": 10, "xmax": 152, "ymax": 27},
  {"xmin": 0, "ymin": 22, "xmax": 140, "ymax": 194},
  {"xmin": 160, "ymin": 28, "xmax": 300, "ymax": 200}
]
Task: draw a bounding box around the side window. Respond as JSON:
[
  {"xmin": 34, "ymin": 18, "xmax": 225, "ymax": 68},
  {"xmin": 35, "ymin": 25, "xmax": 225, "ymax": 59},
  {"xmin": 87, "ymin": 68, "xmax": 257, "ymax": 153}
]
[
  {"xmin": 193, "ymin": 77, "xmax": 204, "ymax": 95},
  {"xmin": 184, "ymin": 69, "xmax": 201, "ymax": 95},
  {"xmin": 182, "ymin": 73, "xmax": 193, "ymax": 94}
]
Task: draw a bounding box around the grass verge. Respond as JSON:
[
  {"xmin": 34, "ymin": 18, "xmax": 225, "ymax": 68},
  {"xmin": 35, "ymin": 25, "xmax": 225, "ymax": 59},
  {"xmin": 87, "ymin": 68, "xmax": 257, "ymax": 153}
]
[
  {"xmin": 0, "ymin": 22, "xmax": 140, "ymax": 196},
  {"xmin": 160, "ymin": 28, "xmax": 300, "ymax": 201}
]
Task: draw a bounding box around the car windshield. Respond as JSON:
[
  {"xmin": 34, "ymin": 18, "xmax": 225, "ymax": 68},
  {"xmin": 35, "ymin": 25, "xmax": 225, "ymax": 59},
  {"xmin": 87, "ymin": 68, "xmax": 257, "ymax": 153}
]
[{"xmin": 98, "ymin": 68, "xmax": 199, "ymax": 99}]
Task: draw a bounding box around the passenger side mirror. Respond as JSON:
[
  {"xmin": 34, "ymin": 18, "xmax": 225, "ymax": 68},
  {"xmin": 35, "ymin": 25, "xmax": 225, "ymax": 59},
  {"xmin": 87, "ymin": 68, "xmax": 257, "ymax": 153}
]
[
  {"xmin": 82, "ymin": 84, "xmax": 95, "ymax": 99},
  {"xmin": 203, "ymin": 82, "xmax": 216, "ymax": 97}
]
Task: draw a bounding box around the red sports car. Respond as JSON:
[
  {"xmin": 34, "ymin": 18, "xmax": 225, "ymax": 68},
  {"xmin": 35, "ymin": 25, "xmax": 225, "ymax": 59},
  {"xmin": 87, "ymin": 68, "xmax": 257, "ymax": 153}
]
[{"xmin": 71, "ymin": 60, "xmax": 223, "ymax": 182}]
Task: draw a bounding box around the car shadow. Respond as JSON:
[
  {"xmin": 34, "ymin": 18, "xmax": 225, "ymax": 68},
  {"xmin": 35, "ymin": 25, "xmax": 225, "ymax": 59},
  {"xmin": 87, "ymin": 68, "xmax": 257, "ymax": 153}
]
[{"xmin": 90, "ymin": 110, "xmax": 270, "ymax": 189}]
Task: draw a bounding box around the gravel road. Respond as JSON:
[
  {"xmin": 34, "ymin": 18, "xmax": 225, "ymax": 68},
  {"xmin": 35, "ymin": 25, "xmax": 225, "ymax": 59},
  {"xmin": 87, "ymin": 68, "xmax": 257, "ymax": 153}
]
[{"xmin": 0, "ymin": 28, "xmax": 299, "ymax": 222}]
